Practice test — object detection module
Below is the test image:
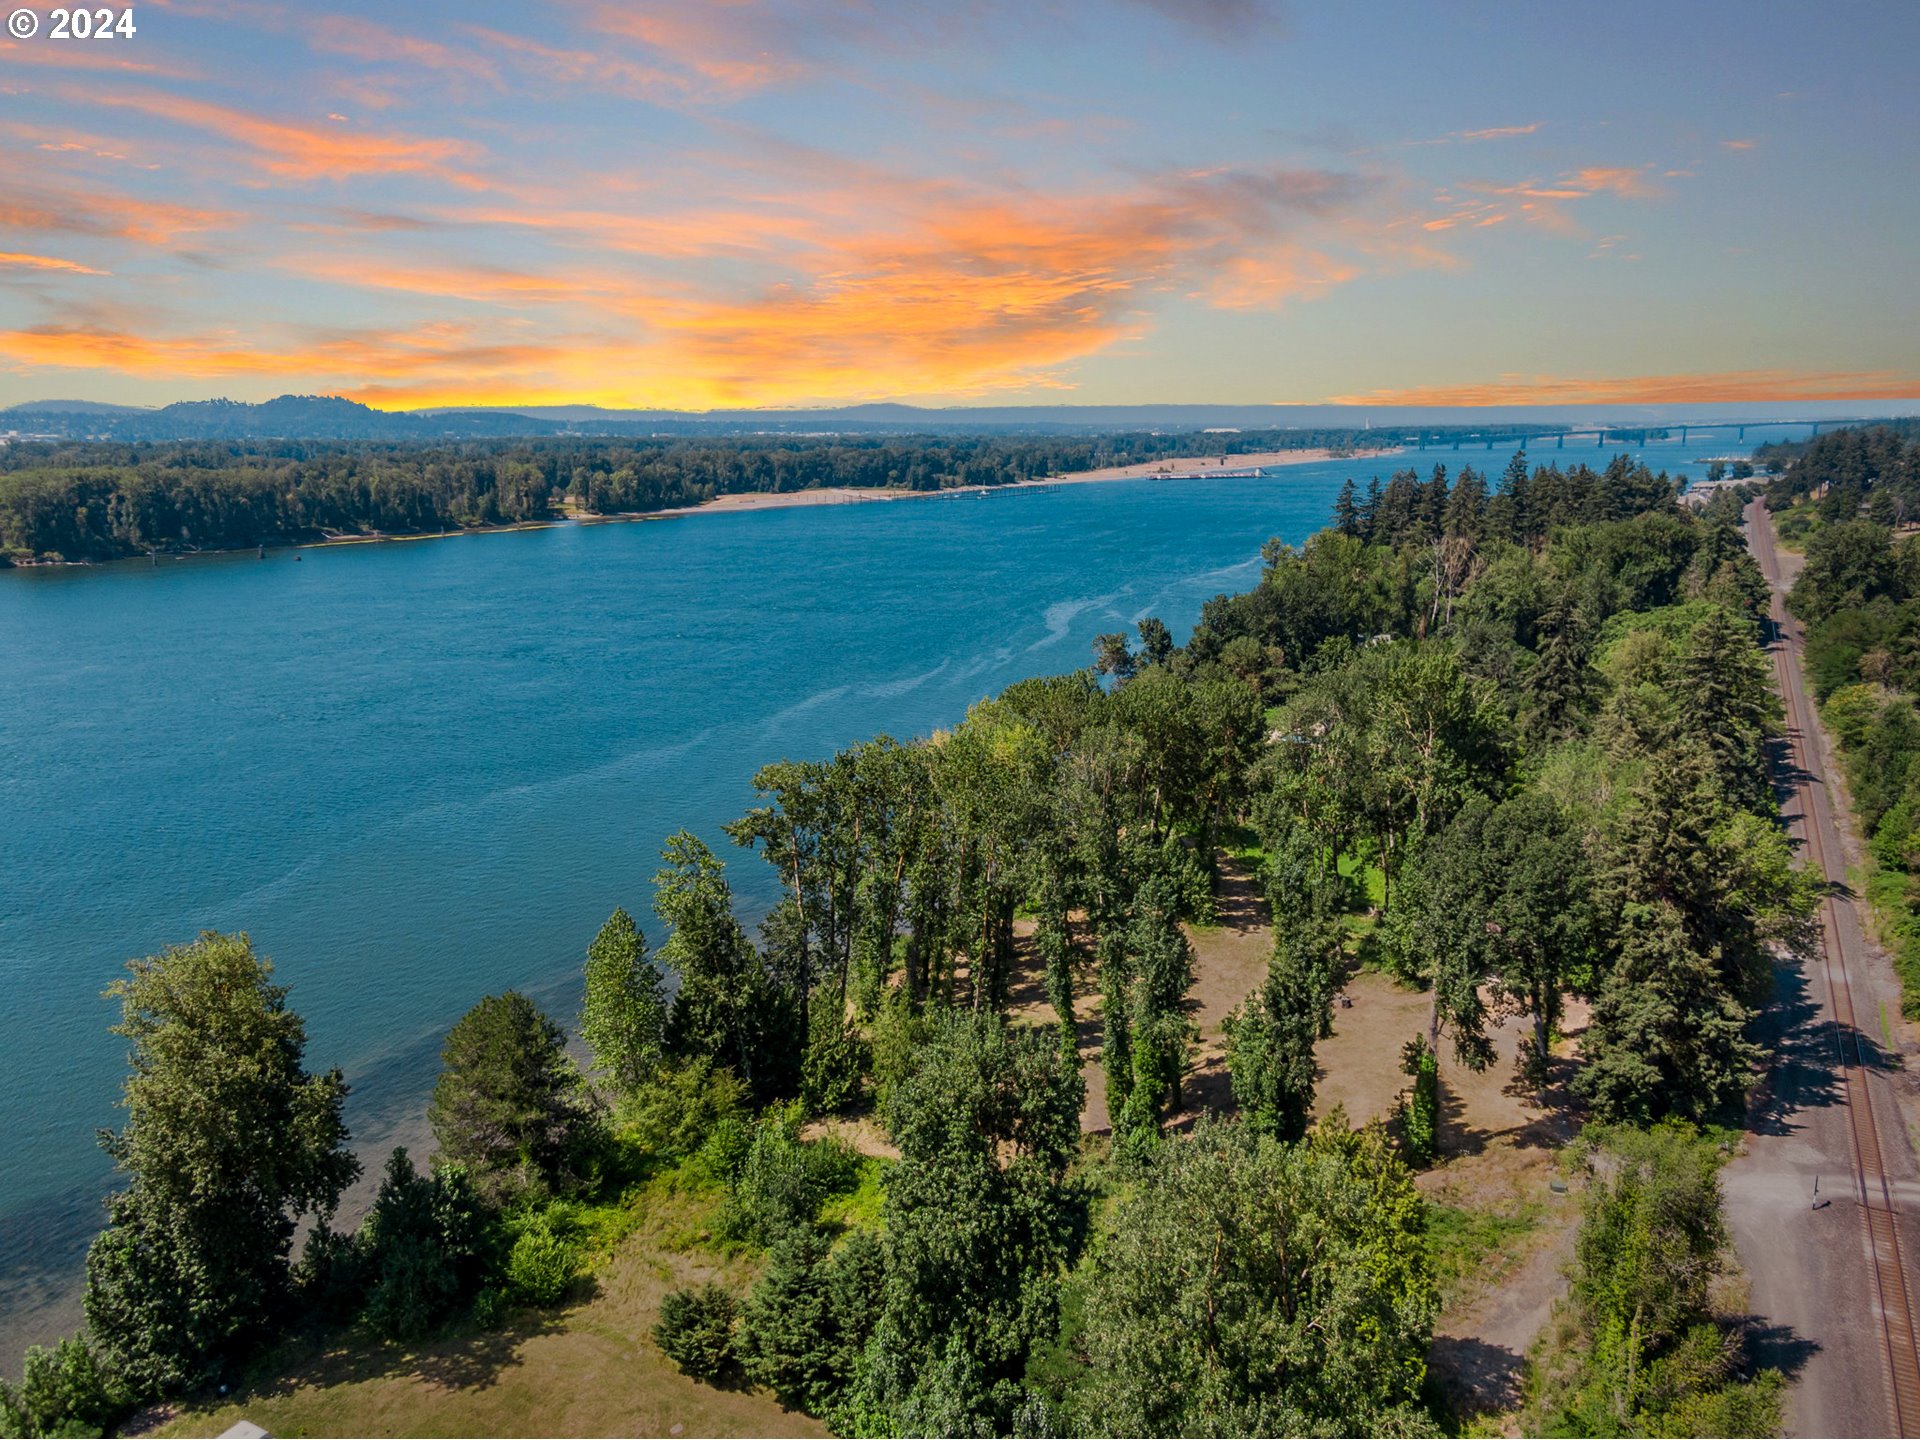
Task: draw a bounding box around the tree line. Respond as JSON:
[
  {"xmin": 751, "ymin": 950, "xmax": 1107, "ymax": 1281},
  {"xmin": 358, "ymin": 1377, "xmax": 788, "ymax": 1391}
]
[
  {"xmin": 5, "ymin": 448, "xmax": 1796, "ymax": 1436},
  {"xmin": 0, "ymin": 429, "xmax": 1389, "ymax": 564},
  {"xmin": 1770, "ymin": 422, "xmax": 1920, "ymax": 1015}
]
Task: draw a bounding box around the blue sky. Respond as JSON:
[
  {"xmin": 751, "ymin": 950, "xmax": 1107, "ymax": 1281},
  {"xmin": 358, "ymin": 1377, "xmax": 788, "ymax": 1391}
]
[{"xmin": 0, "ymin": 0, "xmax": 1915, "ymax": 409}]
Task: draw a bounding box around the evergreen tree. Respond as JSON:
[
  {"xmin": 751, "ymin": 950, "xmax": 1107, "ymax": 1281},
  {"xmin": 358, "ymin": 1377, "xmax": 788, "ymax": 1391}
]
[
  {"xmin": 1332, "ymin": 477, "xmax": 1361, "ymax": 537},
  {"xmin": 1522, "ymin": 588, "xmax": 1592, "ymax": 742},
  {"xmin": 1092, "ymin": 631, "xmax": 1136, "ymax": 683},
  {"xmin": 1416, "ymin": 463, "xmax": 1450, "ymax": 537},
  {"xmin": 1575, "ymin": 902, "xmax": 1759, "ymax": 1123},
  {"xmin": 427, "ymin": 991, "xmax": 589, "ymax": 1204},
  {"xmin": 356, "ymin": 1149, "xmax": 487, "ymax": 1340},
  {"xmin": 737, "ymin": 1227, "xmax": 838, "ymax": 1410},
  {"xmin": 1675, "ymin": 605, "xmax": 1778, "ymax": 806},
  {"xmin": 736, "ymin": 1226, "xmax": 884, "ymax": 1419},
  {"xmin": 1222, "ymin": 941, "xmax": 1320, "ymax": 1141},
  {"xmin": 1441, "ymin": 464, "xmax": 1487, "ymax": 539},
  {"xmin": 1135, "ymin": 615, "xmax": 1174, "ymax": 667}
]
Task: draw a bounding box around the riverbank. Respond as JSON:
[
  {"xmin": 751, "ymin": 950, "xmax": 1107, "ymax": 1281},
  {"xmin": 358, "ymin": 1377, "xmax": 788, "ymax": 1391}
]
[
  {"xmin": 3, "ymin": 446, "xmax": 1399, "ymax": 568},
  {"xmin": 645, "ymin": 445, "xmax": 1405, "ymax": 519},
  {"xmin": 1038, "ymin": 444, "xmax": 1401, "ymax": 485}
]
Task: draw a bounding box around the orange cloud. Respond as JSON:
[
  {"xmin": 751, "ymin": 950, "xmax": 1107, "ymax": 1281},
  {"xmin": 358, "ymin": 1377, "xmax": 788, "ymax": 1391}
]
[
  {"xmin": 1460, "ymin": 123, "xmax": 1541, "ymax": 141},
  {"xmin": 568, "ymin": 2, "xmax": 806, "ymax": 96},
  {"xmin": 0, "ymin": 38, "xmax": 198, "ymax": 78},
  {"xmin": 85, "ymin": 91, "xmax": 488, "ymax": 185},
  {"xmin": 1439, "ymin": 162, "xmax": 1665, "ymax": 236},
  {"xmin": 464, "ymin": 24, "xmax": 739, "ymax": 102},
  {"xmin": 1201, "ymin": 248, "xmax": 1359, "ymax": 310},
  {"xmin": 0, "ymin": 158, "xmax": 1393, "ymax": 410},
  {"xmin": 1570, "ymin": 166, "xmax": 1658, "ymax": 199},
  {"xmin": 1409, "ymin": 121, "xmax": 1542, "ymax": 147},
  {"xmin": 0, "ymin": 178, "xmax": 231, "ymax": 244},
  {"xmin": 1325, "ymin": 370, "xmax": 1920, "ymax": 407},
  {"xmin": 0, "ymin": 251, "xmax": 107, "ymax": 275},
  {"xmin": 0, "ymin": 321, "xmax": 575, "ymax": 387},
  {"xmin": 280, "ymin": 254, "xmax": 626, "ymax": 311},
  {"xmin": 303, "ymin": 14, "xmax": 499, "ymax": 80}
]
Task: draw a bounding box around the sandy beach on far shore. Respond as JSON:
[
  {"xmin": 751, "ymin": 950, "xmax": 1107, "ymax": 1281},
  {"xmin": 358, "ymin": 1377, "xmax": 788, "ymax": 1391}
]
[
  {"xmin": 1037, "ymin": 445, "xmax": 1401, "ymax": 486},
  {"xmin": 646, "ymin": 445, "xmax": 1405, "ymax": 518}
]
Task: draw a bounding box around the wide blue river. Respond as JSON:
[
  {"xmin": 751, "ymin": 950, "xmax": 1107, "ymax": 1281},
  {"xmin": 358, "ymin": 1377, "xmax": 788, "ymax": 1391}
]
[{"xmin": 0, "ymin": 435, "xmax": 1763, "ymax": 1354}]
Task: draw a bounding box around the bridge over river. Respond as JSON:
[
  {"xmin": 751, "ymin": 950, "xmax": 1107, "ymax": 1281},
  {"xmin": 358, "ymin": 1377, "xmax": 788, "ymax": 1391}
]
[{"xmin": 1404, "ymin": 416, "xmax": 1875, "ymax": 452}]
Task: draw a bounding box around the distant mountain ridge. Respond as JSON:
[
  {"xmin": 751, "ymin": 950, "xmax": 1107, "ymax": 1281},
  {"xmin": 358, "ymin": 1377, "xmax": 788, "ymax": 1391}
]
[
  {"xmin": 2, "ymin": 393, "xmax": 1911, "ymax": 442},
  {"xmin": 2, "ymin": 395, "xmax": 572, "ymax": 441}
]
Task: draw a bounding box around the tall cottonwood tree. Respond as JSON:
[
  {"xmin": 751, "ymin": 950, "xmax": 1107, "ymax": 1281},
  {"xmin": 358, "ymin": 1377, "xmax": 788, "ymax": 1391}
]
[
  {"xmin": 84, "ymin": 933, "xmax": 357, "ymax": 1394},
  {"xmin": 580, "ymin": 906, "xmax": 667, "ymax": 1097},
  {"xmin": 1392, "ymin": 792, "xmax": 1598, "ymax": 1082}
]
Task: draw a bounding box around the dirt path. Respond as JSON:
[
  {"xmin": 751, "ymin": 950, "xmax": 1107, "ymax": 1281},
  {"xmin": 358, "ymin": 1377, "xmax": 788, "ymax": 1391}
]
[{"xmin": 1171, "ymin": 856, "xmax": 1274, "ymax": 1126}]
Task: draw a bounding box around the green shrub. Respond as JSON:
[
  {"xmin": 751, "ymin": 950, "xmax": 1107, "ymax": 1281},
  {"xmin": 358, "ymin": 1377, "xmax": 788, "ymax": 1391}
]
[
  {"xmin": 621, "ymin": 1057, "xmax": 747, "ymax": 1161},
  {"xmin": 736, "ymin": 1226, "xmax": 884, "ymax": 1415},
  {"xmin": 293, "ymin": 1222, "xmax": 371, "ymax": 1325},
  {"xmin": 0, "ymin": 1336, "xmax": 128, "ymax": 1439},
  {"xmin": 868, "ymin": 995, "xmax": 935, "ymax": 1117},
  {"xmin": 721, "ymin": 1107, "xmax": 862, "ymax": 1244},
  {"xmin": 1526, "ymin": 1124, "xmax": 1782, "ymax": 1436},
  {"xmin": 471, "ymin": 1286, "xmax": 509, "ymax": 1329},
  {"xmin": 654, "ymin": 1283, "xmax": 738, "ymax": 1381},
  {"xmin": 800, "ymin": 997, "xmax": 867, "ymax": 1116},
  {"xmin": 505, "ymin": 1215, "xmax": 580, "ymax": 1307},
  {"xmin": 692, "ymin": 1111, "xmax": 753, "ymax": 1186},
  {"xmin": 357, "ymin": 1150, "xmax": 488, "ymax": 1340},
  {"xmin": 1400, "ymin": 1036, "xmax": 1439, "ymax": 1166}
]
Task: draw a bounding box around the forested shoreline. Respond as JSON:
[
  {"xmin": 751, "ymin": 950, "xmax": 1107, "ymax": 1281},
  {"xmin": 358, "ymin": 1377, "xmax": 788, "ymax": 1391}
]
[
  {"xmin": 6, "ymin": 446, "xmax": 1805, "ymax": 1438},
  {"xmin": 0, "ymin": 430, "xmax": 1390, "ymax": 565}
]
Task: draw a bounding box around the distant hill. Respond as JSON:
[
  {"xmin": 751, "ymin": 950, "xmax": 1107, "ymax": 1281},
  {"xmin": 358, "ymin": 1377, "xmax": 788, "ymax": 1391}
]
[
  {"xmin": 1, "ymin": 399, "xmax": 150, "ymax": 416},
  {"xmin": 1, "ymin": 395, "xmax": 569, "ymax": 441},
  {"xmin": 3, "ymin": 393, "xmax": 1914, "ymax": 443}
]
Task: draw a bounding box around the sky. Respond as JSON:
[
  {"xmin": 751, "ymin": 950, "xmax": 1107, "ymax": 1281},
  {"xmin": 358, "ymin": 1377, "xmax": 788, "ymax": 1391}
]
[{"xmin": 0, "ymin": 0, "xmax": 1916, "ymax": 412}]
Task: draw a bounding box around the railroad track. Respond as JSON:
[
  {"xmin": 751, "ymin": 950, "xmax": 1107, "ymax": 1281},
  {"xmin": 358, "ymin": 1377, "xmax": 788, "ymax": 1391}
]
[{"xmin": 1750, "ymin": 499, "xmax": 1920, "ymax": 1434}]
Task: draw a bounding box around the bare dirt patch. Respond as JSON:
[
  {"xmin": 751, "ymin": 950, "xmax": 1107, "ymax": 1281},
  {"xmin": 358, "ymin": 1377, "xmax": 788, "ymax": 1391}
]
[
  {"xmin": 1172, "ymin": 857, "xmax": 1273, "ymax": 1126},
  {"xmin": 800, "ymin": 1115, "xmax": 898, "ymax": 1161},
  {"xmin": 1005, "ymin": 853, "xmax": 1274, "ymax": 1134}
]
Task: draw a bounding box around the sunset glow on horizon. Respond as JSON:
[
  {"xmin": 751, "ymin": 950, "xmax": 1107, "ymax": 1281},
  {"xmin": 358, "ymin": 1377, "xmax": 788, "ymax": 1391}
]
[{"xmin": 1, "ymin": 1, "xmax": 1916, "ymax": 411}]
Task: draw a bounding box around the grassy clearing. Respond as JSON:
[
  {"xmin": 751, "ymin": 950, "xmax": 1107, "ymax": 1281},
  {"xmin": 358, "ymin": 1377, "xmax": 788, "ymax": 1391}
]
[
  {"xmin": 1425, "ymin": 1201, "xmax": 1544, "ymax": 1310},
  {"xmin": 1337, "ymin": 851, "xmax": 1386, "ymax": 909},
  {"xmin": 1772, "ymin": 499, "xmax": 1820, "ymax": 553},
  {"xmin": 157, "ymin": 1168, "xmax": 819, "ymax": 1440}
]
